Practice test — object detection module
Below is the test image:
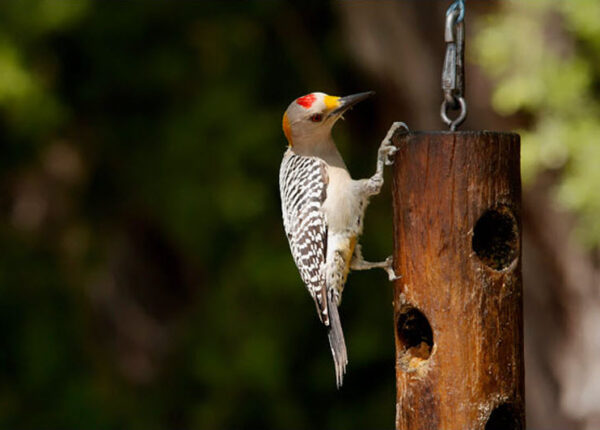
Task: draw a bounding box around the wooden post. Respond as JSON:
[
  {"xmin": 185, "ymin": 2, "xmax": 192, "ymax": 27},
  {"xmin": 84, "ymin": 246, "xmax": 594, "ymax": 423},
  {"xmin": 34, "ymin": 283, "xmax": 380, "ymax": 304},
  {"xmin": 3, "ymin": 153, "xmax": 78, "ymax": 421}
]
[{"xmin": 391, "ymin": 131, "xmax": 524, "ymax": 430}]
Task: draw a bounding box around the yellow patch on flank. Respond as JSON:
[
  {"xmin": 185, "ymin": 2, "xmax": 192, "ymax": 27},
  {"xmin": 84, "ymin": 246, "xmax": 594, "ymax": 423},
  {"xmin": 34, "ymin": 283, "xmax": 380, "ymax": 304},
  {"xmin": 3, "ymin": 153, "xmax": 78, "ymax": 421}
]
[
  {"xmin": 324, "ymin": 95, "xmax": 340, "ymax": 111},
  {"xmin": 342, "ymin": 236, "xmax": 357, "ymax": 284},
  {"xmin": 282, "ymin": 112, "xmax": 292, "ymax": 146}
]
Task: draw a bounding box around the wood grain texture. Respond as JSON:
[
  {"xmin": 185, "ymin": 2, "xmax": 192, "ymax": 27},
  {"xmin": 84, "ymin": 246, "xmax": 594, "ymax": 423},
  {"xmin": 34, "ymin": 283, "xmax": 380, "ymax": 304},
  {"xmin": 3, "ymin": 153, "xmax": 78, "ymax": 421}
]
[{"xmin": 391, "ymin": 131, "xmax": 524, "ymax": 430}]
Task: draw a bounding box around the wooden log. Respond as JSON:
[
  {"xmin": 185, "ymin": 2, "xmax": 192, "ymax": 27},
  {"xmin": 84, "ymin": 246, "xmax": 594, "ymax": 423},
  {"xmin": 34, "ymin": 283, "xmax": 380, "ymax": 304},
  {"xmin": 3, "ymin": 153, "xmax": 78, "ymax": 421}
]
[{"xmin": 390, "ymin": 131, "xmax": 524, "ymax": 430}]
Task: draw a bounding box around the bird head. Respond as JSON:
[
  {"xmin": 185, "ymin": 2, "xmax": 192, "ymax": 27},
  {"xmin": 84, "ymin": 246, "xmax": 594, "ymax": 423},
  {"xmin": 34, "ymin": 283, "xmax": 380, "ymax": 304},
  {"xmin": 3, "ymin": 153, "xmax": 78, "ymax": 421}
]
[{"xmin": 282, "ymin": 91, "xmax": 375, "ymax": 146}]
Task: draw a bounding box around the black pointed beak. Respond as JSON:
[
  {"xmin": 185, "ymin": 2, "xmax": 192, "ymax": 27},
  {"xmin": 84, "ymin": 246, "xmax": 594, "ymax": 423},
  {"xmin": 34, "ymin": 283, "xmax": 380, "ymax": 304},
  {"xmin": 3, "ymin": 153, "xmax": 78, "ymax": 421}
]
[{"xmin": 330, "ymin": 91, "xmax": 375, "ymax": 116}]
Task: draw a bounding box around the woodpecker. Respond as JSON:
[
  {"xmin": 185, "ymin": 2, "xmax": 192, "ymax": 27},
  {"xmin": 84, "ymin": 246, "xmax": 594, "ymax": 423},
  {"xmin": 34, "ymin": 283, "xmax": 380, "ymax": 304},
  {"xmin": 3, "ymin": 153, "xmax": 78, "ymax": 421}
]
[{"xmin": 279, "ymin": 91, "xmax": 406, "ymax": 387}]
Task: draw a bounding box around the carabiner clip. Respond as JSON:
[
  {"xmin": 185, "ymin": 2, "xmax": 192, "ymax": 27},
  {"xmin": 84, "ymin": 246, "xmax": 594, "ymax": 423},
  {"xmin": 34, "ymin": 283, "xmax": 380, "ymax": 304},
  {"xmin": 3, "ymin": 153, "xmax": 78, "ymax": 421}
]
[{"xmin": 441, "ymin": 1, "xmax": 467, "ymax": 131}]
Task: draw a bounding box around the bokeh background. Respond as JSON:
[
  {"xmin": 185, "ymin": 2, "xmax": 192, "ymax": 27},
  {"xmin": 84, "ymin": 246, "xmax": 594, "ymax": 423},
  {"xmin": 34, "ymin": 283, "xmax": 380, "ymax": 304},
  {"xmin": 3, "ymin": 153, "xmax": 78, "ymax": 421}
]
[{"xmin": 1, "ymin": 1, "xmax": 599, "ymax": 429}]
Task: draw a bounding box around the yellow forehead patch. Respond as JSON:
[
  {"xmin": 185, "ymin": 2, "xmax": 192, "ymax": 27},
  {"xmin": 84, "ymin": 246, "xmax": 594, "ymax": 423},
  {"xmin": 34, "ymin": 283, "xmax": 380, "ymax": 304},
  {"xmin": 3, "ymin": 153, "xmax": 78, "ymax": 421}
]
[
  {"xmin": 282, "ymin": 112, "xmax": 292, "ymax": 146},
  {"xmin": 324, "ymin": 95, "xmax": 340, "ymax": 111}
]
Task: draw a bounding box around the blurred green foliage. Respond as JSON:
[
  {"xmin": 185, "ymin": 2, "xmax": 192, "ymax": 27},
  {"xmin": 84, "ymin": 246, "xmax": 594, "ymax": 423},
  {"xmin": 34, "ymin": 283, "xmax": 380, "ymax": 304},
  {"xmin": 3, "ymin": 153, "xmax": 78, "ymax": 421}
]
[
  {"xmin": 474, "ymin": 0, "xmax": 600, "ymax": 246},
  {"xmin": 0, "ymin": 2, "xmax": 396, "ymax": 429}
]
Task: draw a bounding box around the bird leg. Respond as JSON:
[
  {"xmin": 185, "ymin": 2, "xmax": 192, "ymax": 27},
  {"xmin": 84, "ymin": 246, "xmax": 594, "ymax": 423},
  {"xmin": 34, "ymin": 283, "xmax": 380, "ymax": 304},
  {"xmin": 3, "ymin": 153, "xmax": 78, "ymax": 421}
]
[
  {"xmin": 364, "ymin": 122, "xmax": 409, "ymax": 196},
  {"xmin": 350, "ymin": 244, "xmax": 400, "ymax": 281}
]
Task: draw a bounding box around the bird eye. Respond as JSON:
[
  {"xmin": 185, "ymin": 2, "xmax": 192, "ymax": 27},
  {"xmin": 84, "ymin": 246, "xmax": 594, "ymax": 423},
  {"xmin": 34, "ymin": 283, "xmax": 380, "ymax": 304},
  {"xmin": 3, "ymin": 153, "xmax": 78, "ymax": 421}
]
[{"xmin": 310, "ymin": 114, "xmax": 323, "ymax": 122}]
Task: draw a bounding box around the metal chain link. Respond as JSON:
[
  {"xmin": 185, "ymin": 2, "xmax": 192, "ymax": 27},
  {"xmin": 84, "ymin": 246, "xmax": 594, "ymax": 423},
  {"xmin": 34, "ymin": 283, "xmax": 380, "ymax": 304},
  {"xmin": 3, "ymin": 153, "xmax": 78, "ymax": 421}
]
[{"xmin": 441, "ymin": 0, "xmax": 467, "ymax": 131}]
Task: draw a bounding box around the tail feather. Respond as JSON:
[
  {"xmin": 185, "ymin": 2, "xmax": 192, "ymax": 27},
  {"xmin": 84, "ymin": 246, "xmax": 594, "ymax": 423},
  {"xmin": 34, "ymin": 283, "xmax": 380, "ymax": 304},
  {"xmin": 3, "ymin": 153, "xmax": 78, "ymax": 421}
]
[{"xmin": 327, "ymin": 291, "xmax": 347, "ymax": 388}]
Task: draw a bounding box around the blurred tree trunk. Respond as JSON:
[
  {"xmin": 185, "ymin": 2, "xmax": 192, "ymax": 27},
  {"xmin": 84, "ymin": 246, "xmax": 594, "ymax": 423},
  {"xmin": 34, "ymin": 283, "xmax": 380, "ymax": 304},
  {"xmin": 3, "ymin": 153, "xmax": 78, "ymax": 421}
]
[{"xmin": 523, "ymin": 175, "xmax": 600, "ymax": 430}]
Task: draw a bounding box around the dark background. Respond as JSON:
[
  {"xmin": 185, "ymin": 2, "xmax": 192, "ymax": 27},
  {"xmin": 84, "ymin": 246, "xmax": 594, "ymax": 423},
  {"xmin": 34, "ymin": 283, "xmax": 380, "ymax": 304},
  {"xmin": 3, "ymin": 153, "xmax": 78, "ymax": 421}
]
[{"xmin": 1, "ymin": 1, "xmax": 599, "ymax": 429}]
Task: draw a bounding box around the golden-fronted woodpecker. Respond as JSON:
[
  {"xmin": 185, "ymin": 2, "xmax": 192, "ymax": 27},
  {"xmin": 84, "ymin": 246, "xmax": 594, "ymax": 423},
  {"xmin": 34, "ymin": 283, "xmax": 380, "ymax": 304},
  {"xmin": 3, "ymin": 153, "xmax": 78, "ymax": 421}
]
[{"xmin": 279, "ymin": 91, "xmax": 406, "ymax": 387}]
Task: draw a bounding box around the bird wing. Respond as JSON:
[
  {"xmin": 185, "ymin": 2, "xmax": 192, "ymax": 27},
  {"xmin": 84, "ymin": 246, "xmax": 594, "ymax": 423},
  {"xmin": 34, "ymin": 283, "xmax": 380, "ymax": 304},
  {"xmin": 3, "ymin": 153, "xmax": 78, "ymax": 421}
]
[{"xmin": 280, "ymin": 151, "xmax": 330, "ymax": 325}]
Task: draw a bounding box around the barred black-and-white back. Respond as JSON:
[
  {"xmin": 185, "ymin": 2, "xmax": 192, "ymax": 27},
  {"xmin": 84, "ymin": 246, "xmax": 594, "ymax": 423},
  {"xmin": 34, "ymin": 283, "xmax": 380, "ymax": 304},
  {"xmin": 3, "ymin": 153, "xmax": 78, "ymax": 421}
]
[{"xmin": 279, "ymin": 149, "xmax": 329, "ymax": 325}]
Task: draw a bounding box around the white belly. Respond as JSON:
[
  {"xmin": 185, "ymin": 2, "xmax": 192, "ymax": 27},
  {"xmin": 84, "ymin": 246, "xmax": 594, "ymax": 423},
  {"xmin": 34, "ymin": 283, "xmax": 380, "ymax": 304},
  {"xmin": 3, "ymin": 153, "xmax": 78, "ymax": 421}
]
[{"xmin": 321, "ymin": 165, "xmax": 365, "ymax": 235}]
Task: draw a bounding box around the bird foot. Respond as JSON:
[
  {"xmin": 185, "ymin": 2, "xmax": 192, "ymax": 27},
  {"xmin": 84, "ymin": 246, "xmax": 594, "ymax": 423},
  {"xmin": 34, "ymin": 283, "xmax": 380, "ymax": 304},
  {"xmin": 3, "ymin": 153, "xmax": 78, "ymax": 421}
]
[
  {"xmin": 384, "ymin": 256, "xmax": 401, "ymax": 281},
  {"xmin": 379, "ymin": 122, "xmax": 409, "ymax": 166}
]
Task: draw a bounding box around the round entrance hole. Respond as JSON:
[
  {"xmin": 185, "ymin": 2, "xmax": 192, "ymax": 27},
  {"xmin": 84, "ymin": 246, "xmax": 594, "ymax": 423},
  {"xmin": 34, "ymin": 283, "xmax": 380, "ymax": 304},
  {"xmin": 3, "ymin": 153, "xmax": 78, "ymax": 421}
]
[
  {"xmin": 485, "ymin": 403, "xmax": 523, "ymax": 430},
  {"xmin": 472, "ymin": 205, "xmax": 518, "ymax": 270},
  {"xmin": 396, "ymin": 306, "xmax": 433, "ymax": 370}
]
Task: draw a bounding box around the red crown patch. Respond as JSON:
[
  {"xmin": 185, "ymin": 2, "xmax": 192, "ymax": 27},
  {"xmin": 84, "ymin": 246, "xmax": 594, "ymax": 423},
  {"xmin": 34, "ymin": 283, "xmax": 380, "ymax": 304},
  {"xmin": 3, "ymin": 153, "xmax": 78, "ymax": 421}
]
[{"xmin": 296, "ymin": 94, "xmax": 316, "ymax": 109}]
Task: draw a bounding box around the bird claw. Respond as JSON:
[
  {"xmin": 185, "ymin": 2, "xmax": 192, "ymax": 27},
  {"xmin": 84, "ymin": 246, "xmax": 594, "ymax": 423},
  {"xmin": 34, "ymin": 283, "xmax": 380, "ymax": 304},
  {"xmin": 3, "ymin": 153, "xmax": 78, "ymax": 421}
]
[
  {"xmin": 378, "ymin": 121, "xmax": 409, "ymax": 166},
  {"xmin": 384, "ymin": 256, "xmax": 401, "ymax": 281},
  {"xmin": 379, "ymin": 144, "xmax": 398, "ymax": 166}
]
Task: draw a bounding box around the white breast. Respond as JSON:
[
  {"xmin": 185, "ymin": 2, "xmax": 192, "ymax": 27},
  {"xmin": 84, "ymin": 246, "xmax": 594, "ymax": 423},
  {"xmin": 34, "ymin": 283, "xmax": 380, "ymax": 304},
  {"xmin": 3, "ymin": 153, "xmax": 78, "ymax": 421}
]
[{"xmin": 322, "ymin": 165, "xmax": 365, "ymax": 234}]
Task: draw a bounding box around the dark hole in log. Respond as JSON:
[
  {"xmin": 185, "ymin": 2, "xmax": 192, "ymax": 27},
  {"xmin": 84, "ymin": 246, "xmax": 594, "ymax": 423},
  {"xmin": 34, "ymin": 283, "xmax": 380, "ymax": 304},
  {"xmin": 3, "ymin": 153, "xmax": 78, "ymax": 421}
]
[
  {"xmin": 396, "ymin": 306, "xmax": 433, "ymax": 370},
  {"xmin": 485, "ymin": 403, "xmax": 522, "ymax": 430},
  {"xmin": 472, "ymin": 206, "xmax": 518, "ymax": 270}
]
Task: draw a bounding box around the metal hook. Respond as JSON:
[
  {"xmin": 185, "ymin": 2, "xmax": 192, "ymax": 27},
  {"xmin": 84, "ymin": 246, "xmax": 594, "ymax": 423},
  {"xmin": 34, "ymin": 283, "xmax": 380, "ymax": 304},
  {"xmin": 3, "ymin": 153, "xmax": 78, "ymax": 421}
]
[
  {"xmin": 446, "ymin": 0, "xmax": 465, "ymax": 23},
  {"xmin": 441, "ymin": 96, "xmax": 467, "ymax": 131},
  {"xmin": 441, "ymin": 0, "xmax": 467, "ymax": 130}
]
